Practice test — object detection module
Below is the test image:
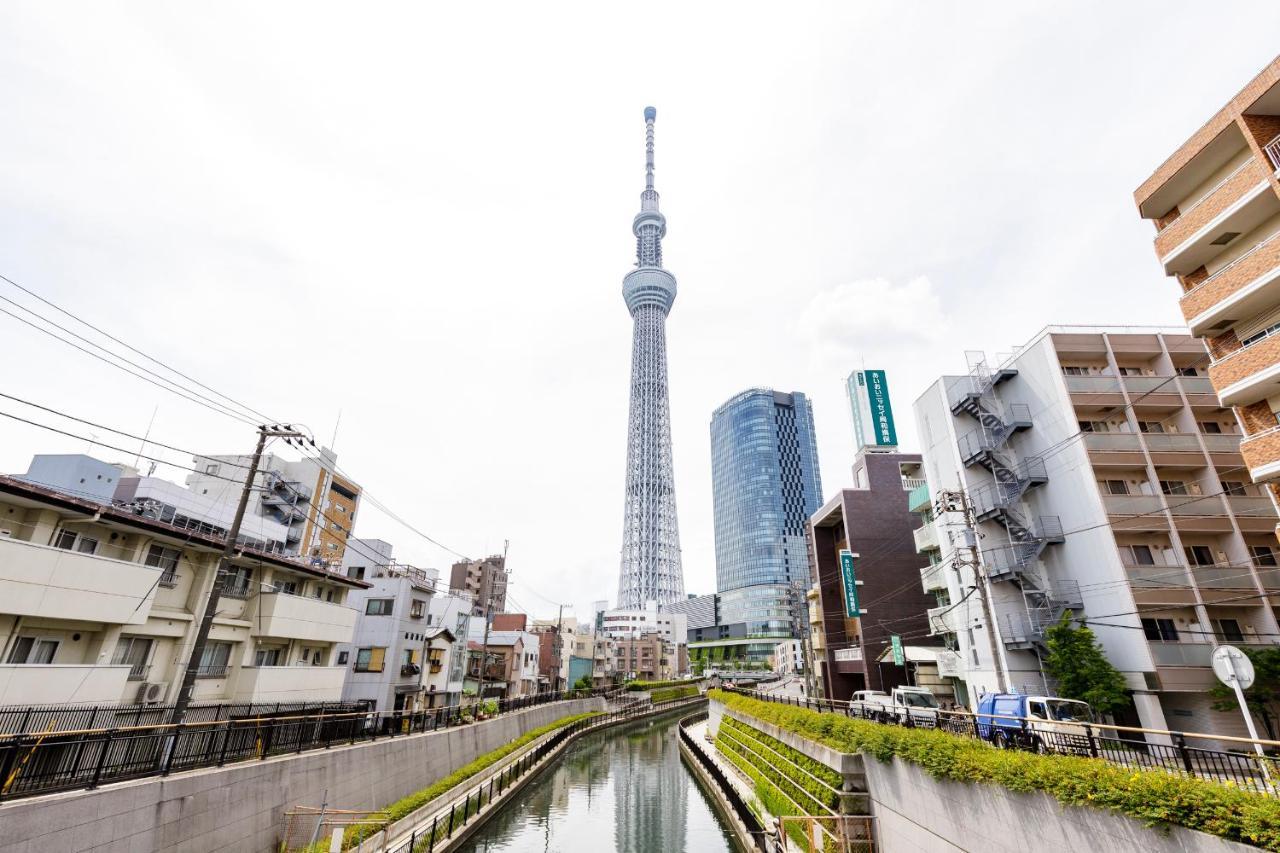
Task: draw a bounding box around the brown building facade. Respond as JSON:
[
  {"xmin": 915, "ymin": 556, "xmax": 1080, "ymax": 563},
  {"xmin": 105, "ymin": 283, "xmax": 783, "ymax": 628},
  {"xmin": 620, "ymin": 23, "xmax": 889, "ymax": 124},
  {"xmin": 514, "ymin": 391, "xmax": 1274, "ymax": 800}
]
[
  {"xmin": 809, "ymin": 451, "xmax": 937, "ymax": 701},
  {"xmin": 1135, "ymin": 56, "xmax": 1280, "ymax": 530},
  {"xmin": 449, "ymin": 555, "xmax": 509, "ymax": 617}
]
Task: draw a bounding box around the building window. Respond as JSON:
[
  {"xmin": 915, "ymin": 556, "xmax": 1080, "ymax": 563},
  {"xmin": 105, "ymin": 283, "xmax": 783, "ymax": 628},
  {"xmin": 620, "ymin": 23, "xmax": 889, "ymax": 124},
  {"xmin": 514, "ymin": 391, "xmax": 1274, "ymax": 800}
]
[
  {"xmin": 1062, "ymin": 366, "xmax": 1088, "ymax": 376},
  {"xmin": 1178, "ymin": 367, "xmax": 1199, "ymax": 377},
  {"xmin": 6, "ymin": 637, "xmax": 59, "ymax": 665},
  {"xmin": 1214, "ymin": 619, "xmax": 1245, "ymax": 643},
  {"xmin": 337, "ymin": 651, "xmax": 349, "ymax": 665},
  {"xmin": 1137, "ymin": 421, "xmax": 1165, "ymax": 434},
  {"xmin": 429, "ymin": 647, "xmax": 445, "ymax": 672},
  {"xmin": 410, "ymin": 599, "xmax": 426, "ymax": 619},
  {"xmin": 144, "ymin": 543, "xmax": 181, "ymax": 585},
  {"xmin": 1141, "ymin": 618, "xmax": 1178, "ymax": 641},
  {"xmin": 366, "ymin": 599, "xmax": 394, "ymax": 616},
  {"xmin": 1199, "ymin": 422, "xmax": 1223, "ymax": 434},
  {"xmin": 1102, "ymin": 480, "xmax": 1129, "ymax": 496},
  {"xmin": 112, "ymin": 636, "xmax": 154, "ymax": 679},
  {"xmin": 255, "ymin": 647, "xmax": 283, "ymax": 667},
  {"xmin": 1252, "ymin": 546, "xmax": 1278, "ymax": 567},
  {"xmin": 197, "ymin": 642, "xmax": 233, "ymax": 677},
  {"xmin": 205, "ymin": 463, "xmax": 220, "ymax": 475},
  {"xmin": 1120, "ymin": 545, "xmax": 1155, "ymax": 566},
  {"xmin": 1221, "ymin": 481, "xmax": 1247, "ymax": 496},
  {"xmin": 1160, "ymin": 480, "xmax": 1189, "ymax": 496},
  {"xmin": 348, "ymin": 566, "xmax": 366, "ymax": 581},
  {"xmin": 272, "ymin": 580, "xmax": 299, "ymax": 595},
  {"xmin": 1184, "ymin": 545, "xmax": 1215, "ymax": 566},
  {"xmin": 355, "ymin": 648, "xmax": 386, "ymax": 672}
]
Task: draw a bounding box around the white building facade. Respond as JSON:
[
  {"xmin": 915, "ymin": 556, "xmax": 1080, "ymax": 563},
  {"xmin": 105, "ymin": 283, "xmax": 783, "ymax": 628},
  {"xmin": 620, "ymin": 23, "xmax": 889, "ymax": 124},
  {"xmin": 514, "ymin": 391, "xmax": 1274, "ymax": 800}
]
[{"xmin": 914, "ymin": 327, "xmax": 1280, "ymax": 738}]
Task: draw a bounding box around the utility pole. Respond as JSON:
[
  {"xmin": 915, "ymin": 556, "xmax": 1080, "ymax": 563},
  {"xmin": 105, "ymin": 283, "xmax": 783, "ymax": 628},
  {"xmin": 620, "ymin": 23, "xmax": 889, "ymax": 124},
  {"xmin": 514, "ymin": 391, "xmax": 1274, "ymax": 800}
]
[
  {"xmin": 169, "ymin": 424, "xmax": 305, "ymax": 724},
  {"xmin": 477, "ymin": 594, "xmax": 492, "ymax": 704},
  {"xmin": 937, "ymin": 488, "xmax": 1008, "ymax": 694}
]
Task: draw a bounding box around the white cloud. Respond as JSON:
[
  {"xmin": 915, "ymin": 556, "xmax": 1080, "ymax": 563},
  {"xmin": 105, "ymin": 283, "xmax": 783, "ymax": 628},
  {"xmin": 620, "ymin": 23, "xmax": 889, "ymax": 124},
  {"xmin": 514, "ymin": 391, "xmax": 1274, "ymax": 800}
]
[{"xmin": 798, "ymin": 276, "xmax": 948, "ymax": 370}]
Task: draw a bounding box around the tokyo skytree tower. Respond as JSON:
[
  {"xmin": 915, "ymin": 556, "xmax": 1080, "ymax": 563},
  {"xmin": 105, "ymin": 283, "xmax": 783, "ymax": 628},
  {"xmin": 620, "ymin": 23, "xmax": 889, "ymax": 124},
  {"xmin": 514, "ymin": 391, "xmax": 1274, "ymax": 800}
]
[{"xmin": 617, "ymin": 106, "xmax": 685, "ymax": 610}]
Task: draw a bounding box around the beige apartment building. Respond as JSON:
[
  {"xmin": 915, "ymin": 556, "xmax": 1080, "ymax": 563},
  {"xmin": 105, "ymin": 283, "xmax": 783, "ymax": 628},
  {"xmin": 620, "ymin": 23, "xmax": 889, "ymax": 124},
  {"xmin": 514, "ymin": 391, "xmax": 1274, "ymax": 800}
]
[
  {"xmin": 1135, "ymin": 57, "xmax": 1280, "ymax": 525},
  {"xmin": 914, "ymin": 328, "xmax": 1280, "ymax": 736},
  {"xmin": 0, "ymin": 475, "xmax": 367, "ymax": 708}
]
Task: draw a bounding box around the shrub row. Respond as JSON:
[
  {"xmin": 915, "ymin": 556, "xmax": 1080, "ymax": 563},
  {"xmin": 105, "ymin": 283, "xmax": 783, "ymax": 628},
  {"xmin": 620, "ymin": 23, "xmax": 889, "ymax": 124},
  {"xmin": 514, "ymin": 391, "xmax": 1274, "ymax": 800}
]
[
  {"xmin": 714, "ymin": 722, "xmax": 827, "ymax": 852},
  {"xmin": 626, "ymin": 677, "xmax": 702, "ymax": 692},
  {"xmin": 716, "ymin": 716, "xmax": 839, "ymax": 815},
  {"xmin": 710, "ymin": 690, "xmax": 1280, "ymax": 850},
  {"xmin": 650, "ymin": 685, "xmax": 701, "ymax": 703},
  {"xmin": 302, "ymin": 711, "xmax": 601, "ymax": 851}
]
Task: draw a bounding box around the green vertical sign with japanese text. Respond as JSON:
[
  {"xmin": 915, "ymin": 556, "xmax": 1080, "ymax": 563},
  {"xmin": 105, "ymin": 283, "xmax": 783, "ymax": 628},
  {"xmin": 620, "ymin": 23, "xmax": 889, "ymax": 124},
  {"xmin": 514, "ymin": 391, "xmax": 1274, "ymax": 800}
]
[
  {"xmin": 891, "ymin": 634, "xmax": 905, "ymax": 667},
  {"xmin": 839, "ymin": 550, "xmax": 860, "ymax": 618}
]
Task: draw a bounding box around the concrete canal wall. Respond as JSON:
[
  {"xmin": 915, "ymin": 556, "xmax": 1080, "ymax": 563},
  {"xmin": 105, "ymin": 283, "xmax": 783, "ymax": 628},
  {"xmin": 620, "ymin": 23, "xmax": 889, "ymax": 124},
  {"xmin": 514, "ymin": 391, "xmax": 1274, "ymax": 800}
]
[{"xmin": 0, "ymin": 697, "xmax": 604, "ymax": 853}]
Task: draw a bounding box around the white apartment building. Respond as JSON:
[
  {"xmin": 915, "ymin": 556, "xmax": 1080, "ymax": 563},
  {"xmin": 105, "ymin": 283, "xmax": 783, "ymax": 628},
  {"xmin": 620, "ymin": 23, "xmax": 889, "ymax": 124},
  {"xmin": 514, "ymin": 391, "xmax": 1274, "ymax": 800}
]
[
  {"xmin": 773, "ymin": 639, "xmax": 804, "ymax": 676},
  {"xmin": 914, "ymin": 327, "xmax": 1279, "ymax": 738},
  {"xmin": 425, "ymin": 592, "xmax": 472, "ymax": 707},
  {"xmin": 0, "ymin": 474, "xmax": 366, "ymax": 707},
  {"xmin": 186, "ymin": 445, "xmax": 361, "ymax": 568},
  {"xmin": 337, "ymin": 540, "xmax": 441, "ymax": 716},
  {"xmin": 599, "ymin": 606, "xmax": 687, "ymax": 644}
]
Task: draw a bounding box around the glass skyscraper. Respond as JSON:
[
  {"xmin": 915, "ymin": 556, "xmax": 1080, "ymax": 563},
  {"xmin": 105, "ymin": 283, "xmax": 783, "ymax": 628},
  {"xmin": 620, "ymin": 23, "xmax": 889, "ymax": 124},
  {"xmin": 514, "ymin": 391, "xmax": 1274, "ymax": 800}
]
[{"xmin": 709, "ymin": 389, "xmax": 822, "ymax": 651}]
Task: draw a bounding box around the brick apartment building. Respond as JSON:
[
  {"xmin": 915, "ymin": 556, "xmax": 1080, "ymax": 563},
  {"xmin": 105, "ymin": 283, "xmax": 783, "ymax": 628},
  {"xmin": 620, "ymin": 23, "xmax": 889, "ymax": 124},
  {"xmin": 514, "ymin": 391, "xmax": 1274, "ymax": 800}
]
[{"xmin": 1134, "ymin": 56, "xmax": 1280, "ymax": 527}]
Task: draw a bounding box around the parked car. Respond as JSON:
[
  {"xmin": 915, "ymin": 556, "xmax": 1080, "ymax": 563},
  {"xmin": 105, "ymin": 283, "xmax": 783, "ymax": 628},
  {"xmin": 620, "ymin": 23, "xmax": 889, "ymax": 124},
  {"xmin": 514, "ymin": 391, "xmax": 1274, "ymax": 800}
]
[
  {"xmin": 852, "ymin": 687, "xmax": 941, "ymax": 726},
  {"xmin": 976, "ymin": 693, "xmax": 1093, "ymax": 753}
]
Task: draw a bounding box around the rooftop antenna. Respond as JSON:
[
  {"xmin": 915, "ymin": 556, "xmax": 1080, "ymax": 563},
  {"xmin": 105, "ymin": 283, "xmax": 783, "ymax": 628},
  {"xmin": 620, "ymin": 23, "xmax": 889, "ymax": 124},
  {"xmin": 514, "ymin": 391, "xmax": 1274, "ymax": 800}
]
[
  {"xmin": 330, "ymin": 409, "xmax": 342, "ymax": 450},
  {"xmin": 134, "ymin": 405, "xmax": 159, "ymax": 470}
]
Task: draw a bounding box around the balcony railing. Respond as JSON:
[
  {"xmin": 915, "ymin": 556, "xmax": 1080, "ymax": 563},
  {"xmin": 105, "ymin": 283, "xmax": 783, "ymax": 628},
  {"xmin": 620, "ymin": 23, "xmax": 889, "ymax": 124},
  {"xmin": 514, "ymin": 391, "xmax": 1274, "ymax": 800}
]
[
  {"xmin": 196, "ymin": 665, "xmax": 230, "ymax": 678},
  {"xmin": 1156, "ymin": 157, "xmax": 1257, "ymax": 235},
  {"xmin": 157, "ymin": 570, "xmax": 179, "ymax": 588},
  {"xmin": 222, "ymin": 582, "xmax": 253, "ymax": 600},
  {"xmin": 1182, "ymin": 229, "xmax": 1280, "ymax": 306},
  {"xmin": 1266, "ymin": 134, "xmax": 1280, "ymax": 172},
  {"xmin": 126, "ymin": 663, "xmax": 151, "ymax": 681},
  {"xmin": 832, "ymin": 646, "xmax": 863, "ymax": 662}
]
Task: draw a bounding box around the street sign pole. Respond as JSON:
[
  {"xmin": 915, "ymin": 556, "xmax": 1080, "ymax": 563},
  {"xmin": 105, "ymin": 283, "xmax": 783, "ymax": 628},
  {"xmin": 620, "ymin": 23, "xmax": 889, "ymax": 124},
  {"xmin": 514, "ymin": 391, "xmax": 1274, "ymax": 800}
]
[{"xmin": 1212, "ymin": 645, "xmax": 1274, "ymax": 790}]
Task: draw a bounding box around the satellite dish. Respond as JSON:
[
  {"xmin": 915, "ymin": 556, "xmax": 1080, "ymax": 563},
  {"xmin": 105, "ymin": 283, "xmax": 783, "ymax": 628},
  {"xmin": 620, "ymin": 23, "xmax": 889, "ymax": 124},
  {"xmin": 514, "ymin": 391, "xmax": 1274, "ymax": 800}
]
[{"xmin": 1211, "ymin": 645, "xmax": 1255, "ymax": 691}]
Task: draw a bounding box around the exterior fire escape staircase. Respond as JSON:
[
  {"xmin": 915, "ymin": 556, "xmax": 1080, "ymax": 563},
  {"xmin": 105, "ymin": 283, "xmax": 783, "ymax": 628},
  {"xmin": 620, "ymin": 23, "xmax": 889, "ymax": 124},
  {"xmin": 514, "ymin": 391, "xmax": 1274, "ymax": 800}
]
[
  {"xmin": 259, "ymin": 470, "xmax": 312, "ymax": 551},
  {"xmin": 950, "ymin": 355, "xmax": 1078, "ymax": 654}
]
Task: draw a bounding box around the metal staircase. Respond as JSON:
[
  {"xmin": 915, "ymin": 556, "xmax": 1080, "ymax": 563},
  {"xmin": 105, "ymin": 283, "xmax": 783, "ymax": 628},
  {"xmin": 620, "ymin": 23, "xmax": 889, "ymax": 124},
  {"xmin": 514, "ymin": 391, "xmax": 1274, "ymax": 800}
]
[
  {"xmin": 1001, "ymin": 581, "xmax": 1083, "ymax": 653},
  {"xmin": 259, "ymin": 470, "xmax": 312, "ymax": 549}
]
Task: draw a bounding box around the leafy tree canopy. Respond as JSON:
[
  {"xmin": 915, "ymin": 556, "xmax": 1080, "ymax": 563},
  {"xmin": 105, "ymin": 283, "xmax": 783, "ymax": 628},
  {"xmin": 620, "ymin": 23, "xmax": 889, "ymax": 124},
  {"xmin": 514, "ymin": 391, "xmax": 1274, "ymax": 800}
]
[{"xmin": 1043, "ymin": 614, "xmax": 1130, "ymax": 716}]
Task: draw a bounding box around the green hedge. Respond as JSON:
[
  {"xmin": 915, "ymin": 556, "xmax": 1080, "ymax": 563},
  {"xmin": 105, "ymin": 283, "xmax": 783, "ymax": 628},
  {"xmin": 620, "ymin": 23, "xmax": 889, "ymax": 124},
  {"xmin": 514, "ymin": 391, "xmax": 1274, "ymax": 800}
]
[
  {"xmin": 626, "ymin": 678, "xmax": 702, "ymax": 692},
  {"xmin": 711, "ymin": 690, "xmax": 1280, "ymax": 850},
  {"xmin": 300, "ymin": 711, "xmax": 600, "ymax": 851},
  {"xmin": 650, "ymin": 685, "xmax": 700, "ymax": 703}
]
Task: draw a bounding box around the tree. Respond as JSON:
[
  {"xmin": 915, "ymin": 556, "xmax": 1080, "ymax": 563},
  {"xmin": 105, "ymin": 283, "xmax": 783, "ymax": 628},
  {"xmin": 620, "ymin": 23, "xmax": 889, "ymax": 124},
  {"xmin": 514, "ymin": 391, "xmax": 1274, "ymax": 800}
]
[
  {"xmin": 573, "ymin": 674, "xmax": 592, "ymax": 691},
  {"xmin": 1042, "ymin": 615, "xmax": 1129, "ymax": 717},
  {"xmin": 1208, "ymin": 646, "xmax": 1280, "ymax": 740}
]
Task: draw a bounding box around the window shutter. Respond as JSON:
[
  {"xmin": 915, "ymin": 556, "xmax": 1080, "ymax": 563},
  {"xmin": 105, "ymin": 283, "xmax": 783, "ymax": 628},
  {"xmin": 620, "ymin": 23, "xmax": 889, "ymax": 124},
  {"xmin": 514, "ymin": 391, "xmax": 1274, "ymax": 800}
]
[{"xmin": 369, "ymin": 648, "xmax": 386, "ymax": 672}]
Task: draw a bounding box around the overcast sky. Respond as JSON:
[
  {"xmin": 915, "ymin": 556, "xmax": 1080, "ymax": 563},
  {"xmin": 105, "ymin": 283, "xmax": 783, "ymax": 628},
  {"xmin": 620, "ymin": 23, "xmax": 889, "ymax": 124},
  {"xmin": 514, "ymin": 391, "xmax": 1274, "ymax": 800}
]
[{"xmin": 2, "ymin": 4, "xmax": 1278, "ymax": 620}]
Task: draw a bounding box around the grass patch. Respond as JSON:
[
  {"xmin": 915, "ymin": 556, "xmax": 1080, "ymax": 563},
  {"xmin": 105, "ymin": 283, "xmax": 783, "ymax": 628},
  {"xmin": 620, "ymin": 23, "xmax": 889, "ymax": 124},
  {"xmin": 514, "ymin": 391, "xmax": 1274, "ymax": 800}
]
[
  {"xmin": 711, "ymin": 689, "xmax": 1280, "ymax": 850},
  {"xmin": 650, "ymin": 685, "xmax": 701, "ymax": 703},
  {"xmin": 300, "ymin": 711, "xmax": 600, "ymax": 851}
]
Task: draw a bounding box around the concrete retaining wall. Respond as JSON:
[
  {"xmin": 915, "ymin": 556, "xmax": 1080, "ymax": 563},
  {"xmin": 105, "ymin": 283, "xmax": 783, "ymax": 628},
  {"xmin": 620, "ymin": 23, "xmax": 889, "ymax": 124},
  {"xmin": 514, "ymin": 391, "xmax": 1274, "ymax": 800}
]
[
  {"xmin": 864, "ymin": 755, "xmax": 1258, "ymax": 853},
  {"xmin": 0, "ymin": 697, "xmax": 604, "ymax": 853}
]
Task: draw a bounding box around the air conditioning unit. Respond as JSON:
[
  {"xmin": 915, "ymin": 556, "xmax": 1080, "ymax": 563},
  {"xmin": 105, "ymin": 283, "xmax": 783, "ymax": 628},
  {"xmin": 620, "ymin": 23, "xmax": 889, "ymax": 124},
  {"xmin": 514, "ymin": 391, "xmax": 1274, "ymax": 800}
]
[{"xmin": 136, "ymin": 682, "xmax": 166, "ymax": 705}]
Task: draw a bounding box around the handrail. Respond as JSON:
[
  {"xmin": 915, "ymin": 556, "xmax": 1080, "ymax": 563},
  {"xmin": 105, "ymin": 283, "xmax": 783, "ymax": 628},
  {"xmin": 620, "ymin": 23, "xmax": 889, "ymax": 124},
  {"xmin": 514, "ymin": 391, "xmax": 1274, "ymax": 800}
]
[
  {"xmin": 1183, "ymin": 229, "xmax": 1280, "ymax": 302},
  {"xmin": 1156, "ymin": 156, "xmax": 1256, "ymax": 235}
]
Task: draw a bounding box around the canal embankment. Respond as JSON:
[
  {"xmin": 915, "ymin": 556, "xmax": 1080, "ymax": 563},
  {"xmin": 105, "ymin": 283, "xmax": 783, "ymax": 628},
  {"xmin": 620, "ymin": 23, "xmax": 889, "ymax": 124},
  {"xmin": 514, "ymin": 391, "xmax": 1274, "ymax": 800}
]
[{"xmin": 0, "ymin": 696, "xmax": 605, "ymax": 853}]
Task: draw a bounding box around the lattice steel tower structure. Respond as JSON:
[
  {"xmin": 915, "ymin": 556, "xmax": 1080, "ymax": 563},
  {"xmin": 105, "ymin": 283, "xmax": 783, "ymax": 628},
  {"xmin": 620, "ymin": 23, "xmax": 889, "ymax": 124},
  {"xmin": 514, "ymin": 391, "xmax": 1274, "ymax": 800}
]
[{"xmin": 617, "ymin": 106, "xmax": 685, "ymax": 610}]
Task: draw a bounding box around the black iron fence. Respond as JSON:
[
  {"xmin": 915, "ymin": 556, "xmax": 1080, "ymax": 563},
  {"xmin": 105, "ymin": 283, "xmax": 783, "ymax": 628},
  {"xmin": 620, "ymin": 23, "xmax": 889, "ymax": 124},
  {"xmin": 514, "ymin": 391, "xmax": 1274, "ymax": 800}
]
[
  {"xmin": 725, "ymin": 687, "xmax": 1280, "ymax": 796},
  {"xmin": 0, "ymin": 688, "xmax": 603, "ymax": 803},
  {"xmin": 0, "ymin": 698, "xmax": 363, "ymax": 736},
  {"xmin": 677, "ymin": 711, "xmax": 771, "ymax": 851}
]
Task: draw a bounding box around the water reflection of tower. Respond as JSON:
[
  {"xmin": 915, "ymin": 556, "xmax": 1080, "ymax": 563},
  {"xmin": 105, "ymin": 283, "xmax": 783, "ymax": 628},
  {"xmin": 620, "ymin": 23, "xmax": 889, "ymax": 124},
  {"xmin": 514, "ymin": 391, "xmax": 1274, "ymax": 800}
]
[{"xmin": 613, "ymin": 722, "xmax": 687, "ymax": 852}]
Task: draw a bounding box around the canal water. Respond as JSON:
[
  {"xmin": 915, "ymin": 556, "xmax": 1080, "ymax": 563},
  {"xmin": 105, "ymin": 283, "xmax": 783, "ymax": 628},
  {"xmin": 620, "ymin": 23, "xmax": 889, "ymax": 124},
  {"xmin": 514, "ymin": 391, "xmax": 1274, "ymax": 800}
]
[{"xmin": 456, "ymin": 709, "xmax": 735, "ymax": 853}]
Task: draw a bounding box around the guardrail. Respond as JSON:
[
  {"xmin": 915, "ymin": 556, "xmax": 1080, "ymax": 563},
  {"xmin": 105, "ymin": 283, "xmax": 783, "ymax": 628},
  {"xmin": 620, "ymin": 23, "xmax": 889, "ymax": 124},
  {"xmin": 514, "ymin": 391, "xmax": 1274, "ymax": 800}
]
[
  {"xmin": 723, "ymin": 687, "xmax": 1279, "ymax": 796},
  {"xmin": 0, "ymin": 688, "xmax": 608, "ymax": 802}
]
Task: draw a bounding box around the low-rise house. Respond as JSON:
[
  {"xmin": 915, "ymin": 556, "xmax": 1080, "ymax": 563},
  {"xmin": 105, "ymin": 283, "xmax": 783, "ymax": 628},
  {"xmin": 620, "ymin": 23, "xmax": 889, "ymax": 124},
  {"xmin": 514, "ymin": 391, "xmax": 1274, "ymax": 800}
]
[
  {"xmin": 425, "ymin": 592, "xmax": 471, "ymax": 707},
  {"xmin": 337, "ymin": 541, "xmax": 439, "ymax": 716}
]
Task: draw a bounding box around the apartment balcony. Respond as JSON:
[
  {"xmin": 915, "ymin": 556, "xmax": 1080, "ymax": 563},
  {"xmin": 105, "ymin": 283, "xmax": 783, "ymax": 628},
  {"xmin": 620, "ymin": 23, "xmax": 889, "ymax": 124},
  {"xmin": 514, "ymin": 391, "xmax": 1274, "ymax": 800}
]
[
  {"xmin": 906, "ymin": 481, "xmax": 931, "ymax": 514},
  {"xmin": 1210, "ymin": 334, "xmax": 1280, "ymax": 408},
  {"xmin": 1064, "ymin": 375, "xmax": 1125, "ymax": 407},
  {"xmin": 249, "ymin": 591, "xmax": 358, "ymax": 644},
  {"xmin": 1120, "ymin": 376, "xmax": 1184, "ymax": 407},
  {"xmin": 1149, "ymin": 641, "xmax": 1215, "ymax": 667},
  {"xmin": 913, "ymin": 520, "xmax": 939, "ymax": 553},
  {"xmin": 920, "ymin": 562, "xmax": 947, "ymax": 593},
  {"xmin": 0, "ymin": 664, "xmax": 131, "ymax": 706},
  {"xmin": 1102, "ymin": 494, "xmax": 1171, "ymax": 532},
  {"xmin": 1225, "ymin": 494, "xmax": 1279, "ymax": 532},
  {"xmin": 231, "ymin": 665, "xmax": 346, "ymax": 703},
  {"xmin": 927, "ymin": 605, "xmax": 960, "ymax": 636},
  {"xmin": 1181, "ymin": 231, "xmax": 1280, "ymax": 335},
  {"xmin": 1156, "ymin": 157, "xmax": 1279, "ymax": 275},
  {"xmin": 0, "ymin": 536, "xmax": 160, "ymax": 625},
  {"xmin": 1240, "ymin": 425, "xmax": 1280, "ymax": 482}
]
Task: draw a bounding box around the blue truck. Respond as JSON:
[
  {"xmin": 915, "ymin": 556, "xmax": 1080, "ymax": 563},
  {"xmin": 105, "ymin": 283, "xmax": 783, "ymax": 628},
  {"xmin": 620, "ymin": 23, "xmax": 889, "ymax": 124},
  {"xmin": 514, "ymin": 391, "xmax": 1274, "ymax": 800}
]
[{"xmin": 976, "ymin": 693, "xmax": 1093, "ymax": 753}]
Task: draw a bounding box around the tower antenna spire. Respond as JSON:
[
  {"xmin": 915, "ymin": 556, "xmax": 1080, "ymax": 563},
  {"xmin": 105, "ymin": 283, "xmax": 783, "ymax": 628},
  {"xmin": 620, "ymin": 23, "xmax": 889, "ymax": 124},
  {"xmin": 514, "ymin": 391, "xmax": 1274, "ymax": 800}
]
[{"xmin": 644, "ymin": 105, "xmax": 656, "ymax": 192}]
